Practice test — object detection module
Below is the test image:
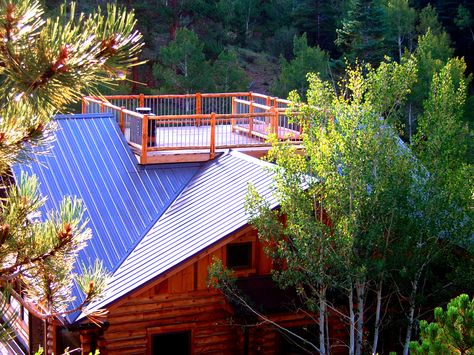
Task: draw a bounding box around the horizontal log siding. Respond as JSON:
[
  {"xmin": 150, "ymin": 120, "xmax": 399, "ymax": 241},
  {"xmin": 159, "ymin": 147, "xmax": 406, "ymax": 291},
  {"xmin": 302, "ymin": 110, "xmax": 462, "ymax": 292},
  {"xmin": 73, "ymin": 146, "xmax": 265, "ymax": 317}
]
[
  {"xmin": 101, "ymin": 290, "xmax": 241, "ymax": 354},
  {"xmin": 97, "ymin": 228, "xmax": 280, "ymax": 354}
]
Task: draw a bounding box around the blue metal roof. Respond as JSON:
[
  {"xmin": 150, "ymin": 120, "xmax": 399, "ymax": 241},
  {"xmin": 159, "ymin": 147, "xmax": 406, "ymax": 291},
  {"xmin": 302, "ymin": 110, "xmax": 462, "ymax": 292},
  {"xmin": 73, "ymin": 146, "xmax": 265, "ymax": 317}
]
[
  {"xmin": 12, "ymin": 113, "xmax": 201, "ymax": 321},
  {"xmin": 80, "ymin": 150, "xmax": 278, "ymax": 318}
]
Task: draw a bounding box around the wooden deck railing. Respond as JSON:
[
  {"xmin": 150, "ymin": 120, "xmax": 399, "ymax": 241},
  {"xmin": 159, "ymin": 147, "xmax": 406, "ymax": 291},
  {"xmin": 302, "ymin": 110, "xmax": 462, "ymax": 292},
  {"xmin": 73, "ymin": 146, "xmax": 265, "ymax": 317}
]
[{"xmin": 82, "ymin": 92, "xmax": 301, "ymax": 164}]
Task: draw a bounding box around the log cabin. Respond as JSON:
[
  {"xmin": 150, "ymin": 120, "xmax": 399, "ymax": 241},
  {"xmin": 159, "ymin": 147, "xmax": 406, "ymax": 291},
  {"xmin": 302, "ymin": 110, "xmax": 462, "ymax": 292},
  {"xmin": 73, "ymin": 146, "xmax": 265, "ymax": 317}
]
[{"xmin": 5, "ymin": 93, "xmax": 345, "ymax": 354}]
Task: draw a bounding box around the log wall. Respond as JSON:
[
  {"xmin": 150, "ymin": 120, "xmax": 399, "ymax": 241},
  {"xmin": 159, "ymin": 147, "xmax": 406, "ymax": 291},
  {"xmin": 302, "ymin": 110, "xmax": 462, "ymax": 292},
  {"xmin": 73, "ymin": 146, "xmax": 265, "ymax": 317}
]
[
  {"xmin": 97, "ymin": 227, "xmax": 282, "ymax": 354},
  {"xmin": 77, "ymin": 225, "xmax": 349, "ymax": 354}
]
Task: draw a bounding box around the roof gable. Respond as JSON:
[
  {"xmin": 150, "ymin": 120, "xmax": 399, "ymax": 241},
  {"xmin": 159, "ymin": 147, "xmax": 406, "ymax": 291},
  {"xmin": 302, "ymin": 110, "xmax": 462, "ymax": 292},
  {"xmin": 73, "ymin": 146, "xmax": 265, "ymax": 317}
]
[{"xmin": 80, "ymin": 150, "xmax": 278, "ymax": 319}]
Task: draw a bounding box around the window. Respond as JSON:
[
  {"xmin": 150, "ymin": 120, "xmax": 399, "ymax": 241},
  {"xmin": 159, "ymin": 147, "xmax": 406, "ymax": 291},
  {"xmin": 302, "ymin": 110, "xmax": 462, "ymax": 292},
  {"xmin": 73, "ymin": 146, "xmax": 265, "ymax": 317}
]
[
  {"xmin": 226, "ymin": 242, "xmax": 253, "ymax": 269},
  {"xmin": 151, "ymin": 331, "xmax": 191, "ymax": 355}
]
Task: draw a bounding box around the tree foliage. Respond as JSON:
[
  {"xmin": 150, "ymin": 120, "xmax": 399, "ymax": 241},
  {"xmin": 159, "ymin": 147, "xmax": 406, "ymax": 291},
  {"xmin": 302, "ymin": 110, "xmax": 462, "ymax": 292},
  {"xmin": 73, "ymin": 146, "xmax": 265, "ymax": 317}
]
[
  {"xmin": 0, "ymin": 0, "xmax": 143, "ymax": 319},
  {"xmin": 154, "ymin": 28, "xmax": 212, "ymax": 93},
  {"xmin": 335, "ymin": 0, "xmax": 387, "ymax": 64},
  {"xmin": 271, "ymin": 33, "xmax": 329, "ymax": 99},
  {"xmin": 153, "ymin": 28, "xmax": 249, "ymax": 93},
  {"xmin": 241, "ymin": 54, "xmax": 473, "ymax": 354},
  {"xmin": 410, "ymin": 294, "xmax": 474, "ymax": 355},
  {"xmin": 245, "ymin": 58, "xmax": 429, "ymax": 354},
  {"xmin": 212, "ymin": 49, "xmax": 249, "ymax": 92},
  {"xmin": 383, "ymin": 0, "xmax": 416, "ymax": 60}
]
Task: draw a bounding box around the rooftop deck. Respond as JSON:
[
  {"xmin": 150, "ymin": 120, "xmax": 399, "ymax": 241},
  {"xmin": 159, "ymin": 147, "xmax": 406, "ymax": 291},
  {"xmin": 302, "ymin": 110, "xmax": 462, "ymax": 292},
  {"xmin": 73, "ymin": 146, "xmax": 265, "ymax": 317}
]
[{"xmin": 82, "ymin": 92, "xmax": 302, "ymax": 164}]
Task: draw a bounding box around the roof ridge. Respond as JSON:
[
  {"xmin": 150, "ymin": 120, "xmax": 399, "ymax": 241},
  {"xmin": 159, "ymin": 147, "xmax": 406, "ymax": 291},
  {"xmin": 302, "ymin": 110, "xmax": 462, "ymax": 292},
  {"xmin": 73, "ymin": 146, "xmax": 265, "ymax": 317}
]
[
  {"xmin": 104, "ymin": 162, "xmax": 205, "ymax": 281},
  {"xmin": 54, "ymin": 113, "xmax": 115, "ymax": 120},
  {"xmin": 228, "ymin": 149, "xmax": 275, "ymax": 169}
]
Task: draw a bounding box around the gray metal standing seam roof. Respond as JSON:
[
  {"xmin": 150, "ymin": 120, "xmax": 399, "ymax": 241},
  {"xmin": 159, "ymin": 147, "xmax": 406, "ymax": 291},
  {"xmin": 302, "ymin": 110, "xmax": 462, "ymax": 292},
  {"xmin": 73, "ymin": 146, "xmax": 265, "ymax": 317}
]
[
  {"xmin": 13, "ymin": 113, "xmax": 279, "ymax": 323},
  {"xmin": 79, "ymin": 150, "xmax": 279, "ymax": 320},
  {"xmin": 12, "ymin": 113, "xmax": 201, "ymax": 321}
]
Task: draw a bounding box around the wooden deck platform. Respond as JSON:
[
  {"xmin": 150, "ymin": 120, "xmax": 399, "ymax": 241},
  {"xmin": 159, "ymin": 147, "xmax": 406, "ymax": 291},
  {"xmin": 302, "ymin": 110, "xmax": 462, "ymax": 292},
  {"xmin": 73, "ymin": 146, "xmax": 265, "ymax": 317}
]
[{"xmin": 83, "ymin": 92, "xmax": 303, "ymax": 164}]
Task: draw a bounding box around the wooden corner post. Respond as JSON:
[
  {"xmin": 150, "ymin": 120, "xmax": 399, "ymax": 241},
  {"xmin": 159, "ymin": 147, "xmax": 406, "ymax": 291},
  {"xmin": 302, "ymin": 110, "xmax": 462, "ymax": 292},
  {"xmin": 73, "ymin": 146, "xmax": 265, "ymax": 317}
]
[
  {"xmin": 119, "ymin": 107, "xmax": 125, "ymax": 134},
  {"xmin": 82, "ymin": 98, "xmax": 86, "ymax": 114},
  {"xmin": 248, "ymin": 102, "xmax": 254, "ymax": 137},
  {"xmin": 141, "ymin": 114, "xmax": 148, "ymax": 164},
  {"xmin": 231, "ymin": 97, "xmax": 236, "ymax": 132},
  {"xmin": 210, "ymin": 112, "xmax": 216, "ymax": 160},
  {"xmin": 270, "ymin": 107, "xmax": 278, "ymax": 136},
  {"xmin": 196, "ymin": 93, "xmax": 202, "ymax": 126}
]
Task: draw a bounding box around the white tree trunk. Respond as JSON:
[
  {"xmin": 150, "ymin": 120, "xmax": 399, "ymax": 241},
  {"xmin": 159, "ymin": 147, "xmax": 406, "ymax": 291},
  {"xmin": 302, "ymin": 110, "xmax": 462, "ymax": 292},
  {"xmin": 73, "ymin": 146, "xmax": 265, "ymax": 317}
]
[
  {"xmin": 398, "ymin": 33, "xmax": 403, "ymax": 62},
  {"xmin": 349, "ymin": 285, "xmax": 356, "ymax": 355},
  {"xmin": 326, "ymin": 308, "xmax": 331, "ymax": 355},
  {"xmin": 403, "ymin": 277, "xmax": 419, "ymax": 355},
  {"xmin": 319, "ymin": 286, "xmax": 327, "ymax": 355},
  {"xmin": 355, "ymin": 281, "xmax": 366, "ymax": 355},
  {"xmin": 371, "ymin": 281, "xmax": 383, "ymax": 354}
]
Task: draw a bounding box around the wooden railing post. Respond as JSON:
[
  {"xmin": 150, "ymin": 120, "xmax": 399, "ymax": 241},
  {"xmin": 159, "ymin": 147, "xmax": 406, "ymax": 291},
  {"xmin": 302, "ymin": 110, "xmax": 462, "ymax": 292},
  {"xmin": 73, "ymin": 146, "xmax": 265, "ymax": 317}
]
[
  {"xmin": 119, "ymin": 107, "xmax": 125, "ymax": 134},
  {"xmin": 196, "ymin": 92, "xmax": 202, "ymax": 126},
  {"xmin": 249, "ymin": 102, "xmax": 254, "ymax": 137},
  {"xmin": 100, "ymin": 103, "xmax": 105, "ymax": 113},
  {"xmin": 231, "ymin": 97, "xmax": 236, "ymax": 132},
  {"xmin": 210, "ymin": 112, "xmax": 216, "ymax": 159},
  {"xmin": 140, "ymin": 114, "xmax": 148, "ymax": 164},
  {"xmin": 248, "ymin": 91, "xmax": 253, "ymax": 103},
  {"xmin": 270, "ymin": 107, "xmax": 278, "ymax": 136},
  {"xmin": 82, "ymin": 98, "xmax": 87, "ymax": 114},
  {"xmin": 139, "ymin": 93, "xmax": 145, "ymax": 107}
]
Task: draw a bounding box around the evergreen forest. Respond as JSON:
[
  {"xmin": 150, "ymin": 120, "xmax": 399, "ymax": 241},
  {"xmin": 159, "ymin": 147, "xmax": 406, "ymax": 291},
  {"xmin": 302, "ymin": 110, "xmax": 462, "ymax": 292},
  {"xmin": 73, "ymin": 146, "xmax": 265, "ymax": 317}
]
[{"xmin": 43, "ymin": 0, "xmax": 474, "ymax": 142}]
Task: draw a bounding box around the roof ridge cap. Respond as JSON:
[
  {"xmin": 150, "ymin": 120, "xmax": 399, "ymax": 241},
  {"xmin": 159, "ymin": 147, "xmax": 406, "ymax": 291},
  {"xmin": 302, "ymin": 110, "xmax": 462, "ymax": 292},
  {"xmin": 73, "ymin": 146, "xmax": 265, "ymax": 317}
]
[{"xmin": 228, "ymin": 149, "xmax": 275, "ymax": 169}]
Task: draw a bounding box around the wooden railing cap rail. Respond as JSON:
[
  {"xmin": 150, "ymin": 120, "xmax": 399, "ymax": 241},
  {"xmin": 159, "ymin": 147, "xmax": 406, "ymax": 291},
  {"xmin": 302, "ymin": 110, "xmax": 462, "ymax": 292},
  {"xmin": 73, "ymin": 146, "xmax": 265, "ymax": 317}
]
[{"xmin": 233, "ymin": 98, "xmax": 272, "ymax": 111}]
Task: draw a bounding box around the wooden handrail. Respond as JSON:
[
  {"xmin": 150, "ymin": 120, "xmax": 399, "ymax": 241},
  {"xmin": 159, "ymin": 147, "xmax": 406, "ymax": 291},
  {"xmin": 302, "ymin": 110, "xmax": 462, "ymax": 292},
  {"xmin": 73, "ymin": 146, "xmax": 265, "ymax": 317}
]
[
  {"xmin": 249, "ymin": 101, "xmax": 254, "ymax": 137},
  {"xmin": 270, "ymin": 107, "xmax": 277, "ymax": 135},
  {"xmin": 251, "ymin": 92, "xmax": 272, "ymax": 100},
  {"xmin": 233, "ymin": 98, "xmax": 271, "ymax": 111},
  {"xmin": 86, "ymin": 92, "xmax": 250, "ymax": 101},
  {"xmin": 122, "ymin": 108, "xmax": 147, "ymax": 118},
  {"xmin": 146, "ymin": 112, "xmax": 274, "ymax": 121},
  {"xmin": 275, "ymin": 98, "xmax": 292, "ymax": 104}
]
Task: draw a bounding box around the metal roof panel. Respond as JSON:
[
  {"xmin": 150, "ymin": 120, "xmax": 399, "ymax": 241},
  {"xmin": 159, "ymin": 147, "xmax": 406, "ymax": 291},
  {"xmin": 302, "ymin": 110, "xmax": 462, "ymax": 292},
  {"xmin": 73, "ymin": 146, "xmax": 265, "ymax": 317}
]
[
  {"xmin": 81, "ymin": 150, "xmax": 278, "ymax": 318},
  {"xmin": 12, "ymin": 113, "xmax": 201, "ymax": 321}
]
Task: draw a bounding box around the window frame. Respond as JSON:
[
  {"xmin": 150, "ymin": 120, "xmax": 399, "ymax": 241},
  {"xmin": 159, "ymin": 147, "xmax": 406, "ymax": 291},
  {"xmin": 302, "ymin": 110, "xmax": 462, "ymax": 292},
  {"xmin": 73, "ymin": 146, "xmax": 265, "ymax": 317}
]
[
  {"xmin": 147, "ymin": 325, "xmax": 193, "ymax": 355},
  {"xmin": 224, "ymin": 236, "xmax": 256, "ymax": 277}
]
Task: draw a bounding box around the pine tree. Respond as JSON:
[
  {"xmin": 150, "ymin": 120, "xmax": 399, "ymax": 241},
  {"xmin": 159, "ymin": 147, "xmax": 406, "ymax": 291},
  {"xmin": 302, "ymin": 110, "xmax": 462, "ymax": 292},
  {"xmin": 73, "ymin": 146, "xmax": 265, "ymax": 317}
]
[
  {"xmin": 410, "ymin": 294, "xmax": 474, "ymax": 355},
  {"xmin": 336, "ymin": 0, "xmax": 387, "ymax": 64},
  {"xmin": 212, "ymin": 49, "xmax": 249, "ymax": 92},
  {"xmin": 153, "ymin": 28, "xmax": 212, "ymax": 94},
  {"xmin": 271, "ymin": 33, "xmax": 329, "ymax": 100},
  {"xmin": 0, "ymin": 0, "xmax": 142, "ymax": 322}
]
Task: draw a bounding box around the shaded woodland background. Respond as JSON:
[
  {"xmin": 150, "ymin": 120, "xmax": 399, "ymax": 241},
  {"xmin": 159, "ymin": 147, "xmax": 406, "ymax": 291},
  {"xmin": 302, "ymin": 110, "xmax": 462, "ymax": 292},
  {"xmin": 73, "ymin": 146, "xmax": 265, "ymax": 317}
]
[{"xmin": 42, "ymin": 0, "xmax": 474, "ymax": 95}]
